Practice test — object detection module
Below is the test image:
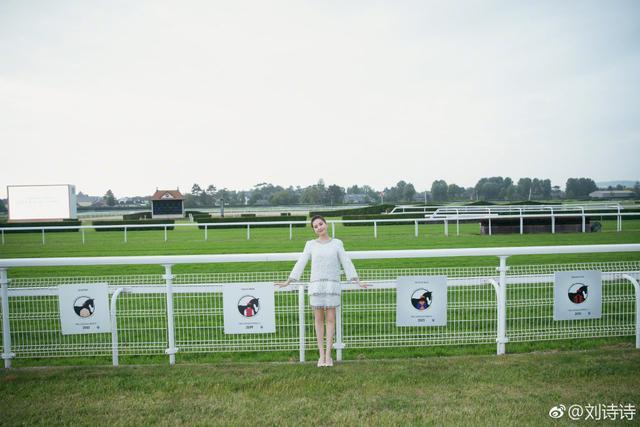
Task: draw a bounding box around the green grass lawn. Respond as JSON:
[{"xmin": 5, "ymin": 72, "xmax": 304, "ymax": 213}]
[
  {"xmin": 1, "ymin": 219, "xmax": 639, "ymax": 424},
  {"xmin": 1, "ymin": 220, "xmax": 639, "ymax": 366},
  {"xmin": 1, "ymin": 346, "xmax": 638, "ymax": 425}
]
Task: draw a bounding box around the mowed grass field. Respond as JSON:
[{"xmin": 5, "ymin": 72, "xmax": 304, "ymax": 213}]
[
  {"xmin": 1, "ymin": 218, "xmax": 639, "ymax": 425},
  {"xmin": 1, "ymin": 347, "xmax": 639, "ymax": 425}
]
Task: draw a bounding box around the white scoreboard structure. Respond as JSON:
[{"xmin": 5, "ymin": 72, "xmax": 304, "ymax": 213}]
[{"xmin": 7, "ymin": 184, "xmax": 78, "ymax": 222}]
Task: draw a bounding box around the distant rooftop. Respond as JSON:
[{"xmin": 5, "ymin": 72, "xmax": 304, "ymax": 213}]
[{"xmin": 151, "ymin": 190, "xmax": 184, "ymax": 201}]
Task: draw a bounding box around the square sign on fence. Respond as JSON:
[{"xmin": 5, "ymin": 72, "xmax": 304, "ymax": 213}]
[
  {"xmin": 396, "ymin": 276, "xmax": 447, "ymax": 327},
  {"xmin": 223, "ymin": 282, "xmax": 276, "ymax": 334},
  {"xmin": 58, "ymin": 283, "xmax": 111, "ymax": 335},
  {"xmin": 554, "ymin": 271, "xmax": 602, "ymax": 321}
]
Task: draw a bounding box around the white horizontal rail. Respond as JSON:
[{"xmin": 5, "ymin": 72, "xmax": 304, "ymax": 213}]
[{"xmin": 1, "ymin": 244, "xmax": 639, "ymax": 268}]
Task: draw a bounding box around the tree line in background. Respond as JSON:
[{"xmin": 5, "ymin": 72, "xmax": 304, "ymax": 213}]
[
  {"xmin": 177, "ymin": 177, "xmax": 639, "ymax": 208},
  {"xmin": 2, "ymin": 178, "xmax": 637, "ymax": 213},
  {"xmin": 41, "ymin": 177, "xmax": 637, "ymax": 211}
]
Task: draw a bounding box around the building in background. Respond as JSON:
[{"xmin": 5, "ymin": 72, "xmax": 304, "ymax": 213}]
[
  {"xmin": 151, "ymin": 189, "xmax": 185, "ymax": 219},
  {"xmin": 76, "ymin": 192, "xmax": 103, "ymax": 208}
]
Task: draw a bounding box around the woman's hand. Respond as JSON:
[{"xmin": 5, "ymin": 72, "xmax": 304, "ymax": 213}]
[
  {"xmin": 354, "ymin": 279, "xmax": 370, "ymax": 289},
  {"xmin": 275, "ymin": 279, "xmax": 292, "ymax": 288}
]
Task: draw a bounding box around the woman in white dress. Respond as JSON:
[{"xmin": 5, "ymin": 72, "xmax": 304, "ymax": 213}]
[{"xmin": 277, "ymin": 215, "xmax": 368, "ymax": 367}]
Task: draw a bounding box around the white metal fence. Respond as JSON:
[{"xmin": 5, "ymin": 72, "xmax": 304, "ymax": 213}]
[
  {"xmin": 1, "ymin": 245, "xmax": 639, "ymax": 368},
  {"xmin": 391, "ymin": 202, "xmax": 625, "ymax": 215},
  {"xmin": 1, "ymin": 210, "xmax": 638, "ymax": 246}
]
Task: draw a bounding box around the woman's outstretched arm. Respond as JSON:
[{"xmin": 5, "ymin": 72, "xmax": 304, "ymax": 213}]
[{"xmin": 276, "ymin": 241, "xmax": 311, "ymax": 287}]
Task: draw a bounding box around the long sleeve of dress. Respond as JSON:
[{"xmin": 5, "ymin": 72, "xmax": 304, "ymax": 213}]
[
  {"xmin": 336, "ymin": 239, "xmax": 358, "ymax": 281},
  {"xmin": 288, "ymin": 241, "xmax": 311, "ymax": 280}
]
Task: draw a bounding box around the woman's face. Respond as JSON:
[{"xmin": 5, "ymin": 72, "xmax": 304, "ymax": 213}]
[{"xmin": 312, "ymin": 218, "xmax": 327, "ymax": 236}]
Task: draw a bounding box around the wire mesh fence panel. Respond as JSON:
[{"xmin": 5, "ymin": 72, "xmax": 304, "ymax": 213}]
[
  {"xmin": 342, "ymin": 267, "xmax": 499, "ymax": 349},
  {"xmin": 174, "ymin": 272, "xmax": 289, "ymax": 285},
  {"xmin": 7, "ymin": 276, "xmax": 167, "ymax": 358},
  {"xmin": 9, "ymin": 293, "xmax": 112, "ymax": 358},
  {"xmin": 2, "ymin": 261, "xmax": 638, "ymax": 362},
  {"xmin": 506, "ymin": 261, "xmax": 640, "ymax": 342},
  {"xmin": 174, "ymin": 286, "xmax": 302, "ymax": 353},
  {"xmin": 116, "ymin": 292, "xmax": 168, "ymax": 356}
]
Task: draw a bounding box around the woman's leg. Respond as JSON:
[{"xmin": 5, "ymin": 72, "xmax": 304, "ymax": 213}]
[
  {"xmin": 324, "ymin": 308, "xmax": 336, "ymax": 365},
  {"xmin": 313, "ymin": 308, "xmax": 325, "ymax": 365}
]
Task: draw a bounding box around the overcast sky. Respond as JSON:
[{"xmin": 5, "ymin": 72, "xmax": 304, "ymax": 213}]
[{"xmin": 1, "ymin": 0, "xmax": 639, "ymax": 198}]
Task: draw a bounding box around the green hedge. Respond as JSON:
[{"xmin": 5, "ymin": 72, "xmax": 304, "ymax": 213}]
[
  {"xmin": 493, "ymin": 208, "xmax": 640, "ymax": 220},
  {"xmin": 340, "ymin": 208, "xmax": 640, "ymax": 226},
  {"xmin": 122, "ymin": 211, "xmax": 152, "ymax": 220},
  {"xmin": 480, "ymin": 216, "xmax": 592, "ymax": 226},
  {"xmin": 310, "ymin": 204, "xmax": 395, "ymax": 217},
  {"xmin": 0, "ymin": 220, "xmax": 81, "ymax": 233},
  {"xmin": 508, "ymin": 201, "xmax": 561, "ymax": 206},
  {"xmin": 93, "ymin": 219, "xmax": 175, "ymax": 231},
  {"xmin": 77, "ymin": 206, "xmax": 148, "ymax": 211},
  {"xmin": 465, "ymin": 201, "xmax": 496, "ymax": 206},
  {"xmin": 185, "ymin": 210, "xmax": 209, "ymax": 216},
  {"xmin": 195, "ymin": 216, "xmax": 307, "ymax": 229},
  {"xmin": 592, "ymin": 208, "xmax": 640, "ymax": 220},
  {"xmin": 342, "ymin": 213, "xmax": 426, "ymax": 226}
]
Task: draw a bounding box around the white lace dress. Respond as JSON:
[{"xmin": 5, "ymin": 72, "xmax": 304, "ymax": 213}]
[{"xmin": 288, "ymin": 238, "xmax": 359, "ymax": 308}]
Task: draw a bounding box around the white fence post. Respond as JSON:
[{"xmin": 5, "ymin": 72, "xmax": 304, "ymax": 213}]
[
  {"xmin": 622, "ymin": 274, "xmax": 640, "ymax": 349},
  {"xmin": 41, "ymin": 229, "xmax": 45, "ymax": 245},
  {"xmin": 444, "ymin": 219, "xmax": 449, "ymax": 237},
  {"xmin": 374, "ymin": 221, "xmax": 378, "ymax": 239},
  {"xmin": 519, "ymin": 208, "xmax": 523, "ymax": 235},
  {"xmin": 81, "ymin": 228, "xmax": 85, "ymax": 244},
  {"xmin": 619, "ymin": 205, "xmax": 622, "ymax": 232},
  {"xmin": 1, "ymin": 229, "xmax": 4, "ymax": 245},
  {"xmin": 1, "ymin": 268, "xmax": 14, "ymax": 369},
  {"xmin": 110, "ymin": 288, "xmax": 125, "ymax": 367},
  {"xmin": 205, "ymin": 225, "xmax": 208, "ymax": 241},
  {"xmin": 414, "ymin": 220, "xmax": 418, "ymax": 238},
  {"xmin": 298, "ymin": 283, "xmax": 305, "ymax": 362},
  {"xmin": 247, "ymin": 224, "xmax": 251, "ymax": 240},
  {"xmin": 124, "ymin": 226, "xmax": 127, "ymax": 243},
  {"xmin": 164, "ymin": 226, "xmax": 168, "ymax": 242},
  {"xmin": 289, "ymin": 223, "xmax": 293, "ymax": 241},
  {"xmin": 163, "ymin": 265, "xmax": 178, "ymax": 365},
  {"xmin": 495, "ymin": 256, "xmax": 509, "ymax": 355},
  {"xmin": 331, "ymin": 222, "xmax": 335, "ymax": 237}
]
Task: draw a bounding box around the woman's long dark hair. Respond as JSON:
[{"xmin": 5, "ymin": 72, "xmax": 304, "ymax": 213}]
[{"xmin": 310, "ymin": 215, "xmax": 326, "ymax": 227}]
